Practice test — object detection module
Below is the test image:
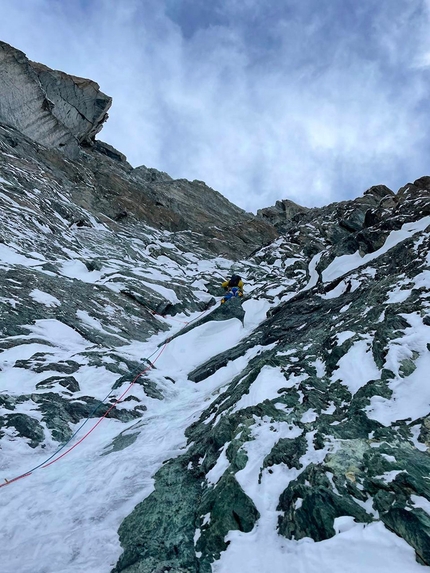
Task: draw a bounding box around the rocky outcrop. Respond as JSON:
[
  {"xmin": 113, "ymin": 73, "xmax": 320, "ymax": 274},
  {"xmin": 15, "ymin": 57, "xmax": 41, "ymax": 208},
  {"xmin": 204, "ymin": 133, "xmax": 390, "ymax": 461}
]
[
  {"xmin": 0, "ymin": 119, "xmax": 278, "ymax": 259},
  {"xmin": 0, "ymin": 41, "xmax": 111, "ymax": 157},
  {"xmin": 257, "ymin": 198, "xmax": 310, "ymax": 231}
]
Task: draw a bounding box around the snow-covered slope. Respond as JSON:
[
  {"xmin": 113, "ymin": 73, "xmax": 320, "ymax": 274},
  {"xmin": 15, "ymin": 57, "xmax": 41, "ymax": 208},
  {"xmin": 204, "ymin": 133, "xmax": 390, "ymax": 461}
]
[{"xmin": 1, "ymin": 60, "xmax": 430, "ymax": 573}]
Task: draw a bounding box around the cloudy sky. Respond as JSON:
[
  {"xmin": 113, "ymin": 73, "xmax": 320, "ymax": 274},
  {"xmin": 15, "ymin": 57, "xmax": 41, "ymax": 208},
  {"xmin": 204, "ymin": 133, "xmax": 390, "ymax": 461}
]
[{"xmin": 1, "ymin": 0, "xmax": 430, "ymax": 212}]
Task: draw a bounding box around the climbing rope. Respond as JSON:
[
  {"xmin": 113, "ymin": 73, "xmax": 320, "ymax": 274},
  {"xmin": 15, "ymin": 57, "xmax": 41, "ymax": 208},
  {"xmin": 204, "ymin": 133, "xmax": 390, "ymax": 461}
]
[
  {"xmin": 0, "ymin": 343, "xmax": 168, "ymax": 489},
  {"xmin": 0, "ymin": 304, "xmax": 212, "ymax": 489},
  {"xmin": 147, "ymin": 302, "xmax": 213, "ymax": 325}
]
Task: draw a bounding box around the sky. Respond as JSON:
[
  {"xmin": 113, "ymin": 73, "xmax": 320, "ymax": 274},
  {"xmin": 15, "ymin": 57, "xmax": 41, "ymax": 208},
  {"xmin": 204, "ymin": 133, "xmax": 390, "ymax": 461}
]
[{"xmin": 1, "ymin": 0, "xmax": 430, "ymax": 213}]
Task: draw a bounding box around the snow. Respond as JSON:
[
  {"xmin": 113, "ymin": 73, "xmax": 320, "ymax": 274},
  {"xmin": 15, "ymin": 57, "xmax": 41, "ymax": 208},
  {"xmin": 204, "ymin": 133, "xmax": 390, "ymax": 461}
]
[
  {"xmin": 409, "ymin": 425, "xmax": 427, "ymax": 452},
  {"xmin": 385, "ymin": 286, "xmax": 412, "ymax": 304},
  {"xmin": 24, "ymin": 319, "xmax": 94, "ymax": 351},
  {"xmin": 0, "ymin": 296, "xmax": 18, "ymax": 308},
  {"xmin": 0, "ymin": 243, "xmax": 43, "ymax": 267},
  {"xmin": 155, "ymin": 318, "xmax": 244, "ymax": 379},
  {"xmin": 410, "ymin": 495, "xmax": 430, "ymax": 516},
  {"xmin": 242, "ymin": 298, "xmax": 270, "ymax": 329},
  {"xmin": 335, "ymin": 330, "xmax": 355, "ymax": 345},
  {"xmin": 29, "ymin": 289, "xmax": 61, "ymax": 307},
  {"xmin": 212, "ymin": 520, "xmax": 424, "ymax": 573},
  {"xmin": 301, "ymin": 408, "xmax": 318, "ymax": 423},
  {"xmin": 1, "ymin": 189, "xmax": 429, "ymax": 573},
  {"xmin": 60, "ymin": 259, "xmax": 104, "ymax": 282},
  {"xmin": 212, "ymin": 429, "xmax": 424, "ymax": 573},
  {"xmin": 1, "ymin": 313, "xmax": 257, "ymax": 572},
  {"xmin": 140, "ymin": 280, "xmax": 180, "ymax": 303},
  {"xmin": 331, "ymin": 338, "xmax": 380, "ymax": 395},
  {"xmin": 321, "ymin": 279, "xmax": 349, "ymax": 299},
  {"xmin": 234, "ymin": 420, "xmax": 304, "ymax": 517},
  {"xmin": 366, "ymin": 313, "xmax": 430, "ymax": 425},
  {"xmin": 303, "ymin": 252, "xmax": 323, "ymax": 291},
  {"xmin": 206, "ymin": 442, "xmax": 231, "ymax": 485},
  {"xmin": 232, "ymin": 366, "xmax": 303, "ymax": 413},
  {"xmin": 311, "ymin": 358, "xmax": 326, "ymax": 377}
]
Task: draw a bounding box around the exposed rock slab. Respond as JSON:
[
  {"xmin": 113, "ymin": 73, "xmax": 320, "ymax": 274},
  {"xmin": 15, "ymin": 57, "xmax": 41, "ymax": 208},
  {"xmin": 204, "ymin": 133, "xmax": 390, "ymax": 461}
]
[{"xmin": 0, "ymin": 41, "xmax": 111, "ymax": 157}]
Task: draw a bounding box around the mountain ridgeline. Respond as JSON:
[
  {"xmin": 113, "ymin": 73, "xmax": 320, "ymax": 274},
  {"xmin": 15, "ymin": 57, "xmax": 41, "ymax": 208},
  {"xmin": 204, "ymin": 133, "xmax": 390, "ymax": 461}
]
[{"xmin": 1, "ymin": 41, "xmax": 430, "ymax": 573}]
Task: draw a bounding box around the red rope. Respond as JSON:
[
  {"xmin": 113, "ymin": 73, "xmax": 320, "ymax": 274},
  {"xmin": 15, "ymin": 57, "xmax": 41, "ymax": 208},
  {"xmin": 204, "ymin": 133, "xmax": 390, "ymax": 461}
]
[{"xmin": 0, "ymin": 342, "xmax": 168, "ymax": 488}]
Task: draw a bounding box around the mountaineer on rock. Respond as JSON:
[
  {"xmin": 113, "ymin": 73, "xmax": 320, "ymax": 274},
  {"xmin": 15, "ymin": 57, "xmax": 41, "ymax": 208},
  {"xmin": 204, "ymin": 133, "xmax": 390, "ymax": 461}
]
[{"xmin": 221, "ymin": 274, "xmax": 244, "ymax": 304}]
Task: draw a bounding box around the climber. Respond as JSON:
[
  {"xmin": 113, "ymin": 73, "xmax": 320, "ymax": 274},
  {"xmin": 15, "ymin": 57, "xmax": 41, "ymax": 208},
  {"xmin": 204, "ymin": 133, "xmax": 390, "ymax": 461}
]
[
  {"xmin": 221, "ymin": 274, "xmax": 244, "ymax": 292},
  {"xmin": 220, "ymin": 274, "xmax": 244, "ymax": 304}
]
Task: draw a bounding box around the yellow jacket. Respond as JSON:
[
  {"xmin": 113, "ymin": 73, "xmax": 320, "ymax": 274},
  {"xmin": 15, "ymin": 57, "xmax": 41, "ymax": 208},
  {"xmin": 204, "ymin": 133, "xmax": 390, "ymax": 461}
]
[{"xmin": 222, "ymin": 279, "xmax": 244, "ymax": 291}]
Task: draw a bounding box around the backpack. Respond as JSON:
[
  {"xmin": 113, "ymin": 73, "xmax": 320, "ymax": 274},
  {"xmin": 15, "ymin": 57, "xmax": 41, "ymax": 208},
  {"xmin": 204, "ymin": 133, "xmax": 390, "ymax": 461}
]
[{"xmin": 228, "ymin": 274, "xmax": 241, "ymax": 288}]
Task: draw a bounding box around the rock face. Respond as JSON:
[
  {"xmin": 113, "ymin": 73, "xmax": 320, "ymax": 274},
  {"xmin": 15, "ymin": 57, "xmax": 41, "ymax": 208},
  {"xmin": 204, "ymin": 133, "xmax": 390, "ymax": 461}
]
[
  {"xmin": 1, "ymin": 43, "xmax": 430, "ymax": 573},
  {"xmin": 0, "ymin": 41, "xmax": 111, "ymax": 157},
  {"xmin": 257, "ymin": 198, "xmax": 310, "ymax": 231},
  {"xmin": 0, "ymin": 41, "xmax": 277, "ymax": 258}
]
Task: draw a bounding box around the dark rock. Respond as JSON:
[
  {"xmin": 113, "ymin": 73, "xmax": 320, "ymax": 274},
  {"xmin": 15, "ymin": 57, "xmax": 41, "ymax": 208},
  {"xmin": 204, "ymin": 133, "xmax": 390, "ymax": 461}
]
[
  {"xmin": 36, "ymin": 375, "xmax": 80, "ymax": 392},
  {"xmin": 382, "ymin": 508, "xmax": 430, "ymax": 565},
  {"xmin": 263, "ymin": 435, "xmax": 307, "ymax": 470},
  {"xmin": 196, "ymin": 474, "xmax": 260, "ymax": 560},
  {"xmin": 113, "ymin": 458, "xmax": 204, "ymax": 573},
  {"xmin": 5, "ymin": 413, "xmax": 45, "ymax": 448},
  {"xmin": 277, "ymin": 466, "xmax": 372, "ymax": 541},
  {"xmin": 257, "ymin": 199, "xmax": 309, "ymax": 232},
  {"xmin": 363, "ymin": 184, "xmax": 394, "ymax": 199},
  {"xmin": 93, "ymin": 140, "xmax": 129, "ymax": 163}
]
